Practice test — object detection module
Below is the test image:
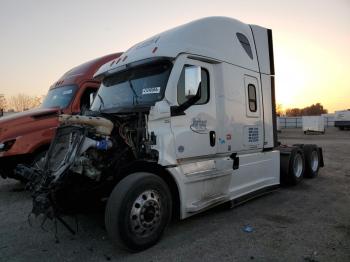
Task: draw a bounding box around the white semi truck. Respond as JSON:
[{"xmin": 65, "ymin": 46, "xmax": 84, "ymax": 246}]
[{"xmin": 17, "ymin": 17, "xmax": 324, "ymax": 251}]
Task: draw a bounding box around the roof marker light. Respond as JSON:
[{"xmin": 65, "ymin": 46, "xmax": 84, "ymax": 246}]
[{"xmin": 152, "ymin": 47, "xmax": 158, "ymax": 53}]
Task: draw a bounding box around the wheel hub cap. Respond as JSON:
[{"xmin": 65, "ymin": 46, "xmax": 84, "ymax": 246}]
[
  {"xmin": 311, "ymin": 151, "xmax": 319, "ymax": 172},
  {"xmin": 130, "ymin": 190, "xmax": 161, "ymax": 237},
  {"xmin": 293, "ymin": 154, "xmax": 303, "ymax": 178}
]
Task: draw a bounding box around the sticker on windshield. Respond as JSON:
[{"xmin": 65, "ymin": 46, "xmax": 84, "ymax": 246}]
[
  {"xmin": 63, "ymin": 89, "xmax": 73, "ymax": 95},
  {"xmin": 142, "ymin": 87, "xmax": 160, "ymax": 95}
]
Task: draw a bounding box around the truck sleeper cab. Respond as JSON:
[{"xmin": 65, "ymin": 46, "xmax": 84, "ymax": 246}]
[
  {"xmin": 0, "ymin": 53, "xmax": 122, "ymax": 180},
  {"xmin": 21, "ymin": 17, "xmax": 323, "ymax": 252}
]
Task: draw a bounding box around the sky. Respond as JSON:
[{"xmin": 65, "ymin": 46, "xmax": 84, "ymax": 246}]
[{"xmin": 0, "ymin": 0, "xmax": 349, "ymax": 113}]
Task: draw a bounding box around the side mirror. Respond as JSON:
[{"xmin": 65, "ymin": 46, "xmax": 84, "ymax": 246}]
[
  {"xmin": 89, "ymin": 92, "xmax": 96, "ymax": 107},
  {"xmin": 185, "ymin": 65, "xmax": 201, "ymax": 99}
]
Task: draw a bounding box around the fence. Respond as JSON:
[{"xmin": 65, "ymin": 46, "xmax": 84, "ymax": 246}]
[{"xmin": 278, "ymin": 116, "xmax": 335, "ymax": 129}]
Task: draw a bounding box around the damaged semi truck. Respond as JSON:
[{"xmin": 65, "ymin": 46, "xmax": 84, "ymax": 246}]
[
  {"xmin": 0, "ymin": 53, "xmax": 122, "ymax": 180},
  {"xmin": 17, "ymin": 17, "xmax": 324, "ymax": 251}
]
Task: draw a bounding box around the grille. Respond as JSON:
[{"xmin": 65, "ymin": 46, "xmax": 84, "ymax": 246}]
[{"xmin": 45, "ymin": 126, "xmax": 85, "ymax": 173}]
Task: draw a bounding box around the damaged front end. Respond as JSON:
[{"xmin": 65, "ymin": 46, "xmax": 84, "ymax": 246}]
[{"xmin": 15, "ymin": 111, "xmax": 157, "ymax": 230}]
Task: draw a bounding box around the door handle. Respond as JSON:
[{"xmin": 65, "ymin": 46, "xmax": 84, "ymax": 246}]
[{"xmin": 209, "ymin": 131, "xmax": 216, "ymax": 147}]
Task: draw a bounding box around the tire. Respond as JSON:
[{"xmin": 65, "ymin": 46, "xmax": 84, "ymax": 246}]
[
  {"xmin": 281, "ymin": 148, "xmax": 305, "ymax": 186},
  {"xmin": 303, "ymin": 145, "xmax": 320, "ymax": 178},
  {"xmin": 105, "ymin": 172, "xmax": 172, "ymax": 252}
]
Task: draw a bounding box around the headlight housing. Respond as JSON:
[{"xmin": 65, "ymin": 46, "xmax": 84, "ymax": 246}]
[{"xmin": 0, "ymin": 139, "xmax": 16, "ymax": 152}]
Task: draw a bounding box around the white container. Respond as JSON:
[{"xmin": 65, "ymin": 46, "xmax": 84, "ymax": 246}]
[
  {"xmin": 276, "ymin": 117, "xmax": 281, "ymax": 132},
  {"xmin": 302, "ymin": 116, "xmax": 325, "ymax": 133}
]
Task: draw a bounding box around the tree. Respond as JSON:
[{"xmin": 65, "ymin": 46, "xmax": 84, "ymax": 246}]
[
  {"xmin": 0, "ymin": 94, "xmax": 5, "ymax": 116},
  {"xmin": 285, "ymin": 103, "xmax": 328, "ymax": 117},
  {"xmin": 0, "ymin": 94, "xmax": 6, "ymax": 110},
  {"xmin": 285, "ymin": 108, "xmax": 302, "ymax": 117},
  {"xmin": 276, "ymin": 104, "xmax": 284, "ymax": 116},
  {"xmin": 7, "ymin": 94, "xmax": 42, "ymax": 112},
  {"xmin": 302, "ymin": 103, "xmax": 328, "ymax": 116}
]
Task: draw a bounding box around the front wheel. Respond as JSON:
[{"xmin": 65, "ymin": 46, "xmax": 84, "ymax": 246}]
[{"xmin": 105, "ymin": 172, "xmax": 172, "ymax": 252}]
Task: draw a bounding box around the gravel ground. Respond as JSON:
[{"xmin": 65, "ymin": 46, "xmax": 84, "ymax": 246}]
[{"xmin": 0, "ymin": 128, "xmax": 349, "ymax": 262}]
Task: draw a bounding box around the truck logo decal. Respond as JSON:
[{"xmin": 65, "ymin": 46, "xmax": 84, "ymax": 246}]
[
  {"xmin": 190, "ymin": 117, "xmax": 208, "ymax": 134},
  {"xmin": 142, "ymin": 87, "xmax": 160, "ymax": 95}
]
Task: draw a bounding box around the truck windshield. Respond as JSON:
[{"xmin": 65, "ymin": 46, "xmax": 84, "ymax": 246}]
[
  {"xmin": 91, "ymin": 61, "xmax": 172, "ymax": 111},
  {"xmin": 41, "ymin": 85, "xmax": 78, "ymax": 109}
]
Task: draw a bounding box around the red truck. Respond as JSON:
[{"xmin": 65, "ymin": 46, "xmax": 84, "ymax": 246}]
[{"xmin": 0, "ymin": 53, "xmax": 122, "ymax": 180}]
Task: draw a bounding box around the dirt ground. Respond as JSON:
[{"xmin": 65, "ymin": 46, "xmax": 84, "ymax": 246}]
[{"xmin": 0, "ymin": 128, "xmax": 349, "ymax": 262}]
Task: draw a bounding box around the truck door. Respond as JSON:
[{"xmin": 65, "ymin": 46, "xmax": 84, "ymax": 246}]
[
  {"xmin": 242, "ymin": 75, "xmax": 264, "ymax": 151},
  {"xmin": 170, "ymin": 59, "xmax": 217, "ymax": 160}
]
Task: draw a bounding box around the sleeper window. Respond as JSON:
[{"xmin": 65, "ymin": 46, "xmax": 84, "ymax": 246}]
[
  {"xmin": 236, "ymin": 33, "xmax": 253, "ymax": 59},
  {"xmin": 248, "ymin": 84, "xmax": 257, "ymax": 112},
  {"xmin": 177, "ymin": 65, "xmax": 209, "ymax": 105}
]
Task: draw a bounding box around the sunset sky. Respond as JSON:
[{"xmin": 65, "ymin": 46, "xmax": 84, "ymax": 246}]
[{"xmin": 0, "ymin": 0, "xmax": 349, "ymax": 112}]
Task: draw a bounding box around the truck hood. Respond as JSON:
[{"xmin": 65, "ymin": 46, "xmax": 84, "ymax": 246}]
[
  {"xmin": 0, "ymin": 108, "xmax": 59, "ymax": 141},
  {"xmin": 0, "ymin": 108, "xmax": 59, "ymax": 123}
]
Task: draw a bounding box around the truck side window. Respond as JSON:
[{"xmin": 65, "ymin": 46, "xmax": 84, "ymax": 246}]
[
  {"xmin": 177, "ymin": 65, "xmax": 209, "ymax": 105},
  {"xmin": 248, "ymin": 84, "xmax": 257, "ymax": 112},
  {"xmin": 81, "ymin": 88, "xmax": 96, "ymax": 111}
]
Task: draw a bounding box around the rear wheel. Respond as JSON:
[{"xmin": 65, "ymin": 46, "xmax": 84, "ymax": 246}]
[
  {"xmin": 303, "ymin": 145, "xmax": 320, "ymax": 178},
  {"xmin": 281, "ymin": 148, "xmax": 305, "ymax": 186},
  {"xmin": 105, "ymin": 172, "xmax": 172, "ymax": 252}
]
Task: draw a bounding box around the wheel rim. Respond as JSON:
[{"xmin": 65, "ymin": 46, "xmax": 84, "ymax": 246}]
[
  {"xmin": 293, "ymin": 153, "xmax": 303, "ymax": 178},
  {"xmin": 130, "ymin": 190, "xmax": 162, "ymax": 238},
  {"xmin": 311, "ymin": 150, "xmax": 319, "ymax": 172}
]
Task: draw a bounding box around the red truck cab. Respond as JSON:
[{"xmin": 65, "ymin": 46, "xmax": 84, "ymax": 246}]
[{"xmin": 0, "ymin": 53, "xmax": 122, "ymax": 179}]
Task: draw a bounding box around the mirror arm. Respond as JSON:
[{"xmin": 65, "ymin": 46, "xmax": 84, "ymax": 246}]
[{"xmin": 170, "ymin": 86, "xmax": 201, "ymax": 117}]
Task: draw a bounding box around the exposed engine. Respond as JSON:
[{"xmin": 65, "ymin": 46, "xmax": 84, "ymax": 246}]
[{"xmin": 15, "ymin": 111, "xmax": 157, "ymax": 226}]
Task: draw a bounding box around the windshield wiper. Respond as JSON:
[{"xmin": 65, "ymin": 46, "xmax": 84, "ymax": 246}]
[{"xmin": 127, "ymin": 79, "xmax": 139, "ymax": 105}]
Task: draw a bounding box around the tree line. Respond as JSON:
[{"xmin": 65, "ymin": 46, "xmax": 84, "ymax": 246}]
[
  {"xmin": 0, "ymin": 94, "xmax": 43, "ymax": 113},
  {"xmin": 276, "ymin": 103, "xmax": 328, "ymax": 117}
]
